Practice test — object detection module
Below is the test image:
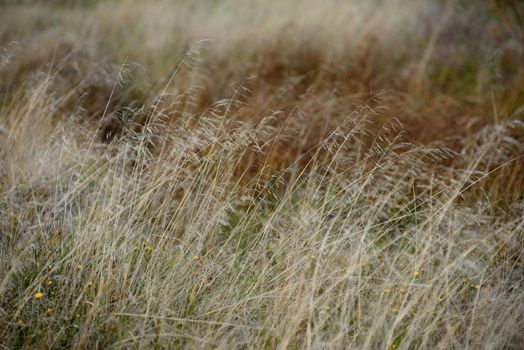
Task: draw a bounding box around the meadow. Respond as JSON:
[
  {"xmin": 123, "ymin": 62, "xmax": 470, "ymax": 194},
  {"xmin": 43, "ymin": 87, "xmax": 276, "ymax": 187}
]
[{"xmin": 0, "ymin": 0, "xmax": 523, "ymax": 348}]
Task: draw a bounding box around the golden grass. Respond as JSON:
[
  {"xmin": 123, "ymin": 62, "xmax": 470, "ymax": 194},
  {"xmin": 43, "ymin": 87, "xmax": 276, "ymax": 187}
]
[{"xmin": 0, "ymin": 0, "xmax": 523, "ymax": 349}]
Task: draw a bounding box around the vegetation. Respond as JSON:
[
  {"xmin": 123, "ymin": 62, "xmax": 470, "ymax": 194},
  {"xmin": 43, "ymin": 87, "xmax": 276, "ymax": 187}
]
[{"xmin": 0, "ymin": 0, "xmax": 523, "ymax": 348}]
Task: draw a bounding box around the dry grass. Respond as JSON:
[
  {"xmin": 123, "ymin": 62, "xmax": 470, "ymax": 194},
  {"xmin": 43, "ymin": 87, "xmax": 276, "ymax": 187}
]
[{"xmin": 0, "ymin": 0, "xmax": 523, "ymax": 349}]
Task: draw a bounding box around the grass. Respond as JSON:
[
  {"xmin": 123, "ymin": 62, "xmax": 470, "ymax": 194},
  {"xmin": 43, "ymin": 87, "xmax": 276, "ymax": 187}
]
[{"xmin": 0, "ymin": 0, "xmax": 523, "ymax": 349}]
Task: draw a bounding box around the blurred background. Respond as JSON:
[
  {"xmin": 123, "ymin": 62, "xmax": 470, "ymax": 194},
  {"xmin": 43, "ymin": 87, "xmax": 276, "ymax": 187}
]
[{"xmin": 1, "ymin": 0, "xmax": 523, "ymax": 144}]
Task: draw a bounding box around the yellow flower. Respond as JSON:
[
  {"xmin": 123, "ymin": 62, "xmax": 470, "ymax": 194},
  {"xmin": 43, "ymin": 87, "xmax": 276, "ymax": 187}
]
[
  {"xmin": 76, "ymin": 264, "xmax": 82, "ymax": 270},
  {"xmin": 146, "ymin": 245, "xmax": 153, "ymax": 252},
  {"xmin": 47, "ymin": 308, "xmax": 53, "ymax": 314},
  {"xmin": 17, "ymin": 319, "xmax": 24, "ymax": 325},
  {"xmin": 391, "ymin": 306, "xmax": 398, "ymax": 313},
  {"xmin": 391, "ymin": 341, "xmax": 398, "ymax": 349},
  {"xmin": 474, "ymin": 284, "xmax": 481, "ymax": 289},
  {"xmin": 412, "ymin": 271, "xmax": 420, "ymax": 277},
  {"xmin": 34, "ymin": 292, "xmax": 44, "ymax": 299},
  {"xmin": 193, "ymin": 255, "xmax": 201, "ymax": 261},
  {"xmin": 76, "ymin": 313, "xmax": 81, "ymax": 319},
  {"xmin": 87, "ymin": 281, "xmax": 94, "ymax": 287},
  {"xmin": 134, "ymin": 245, "xmax": 138, "ymax": 251},
  {"xmin": 47, "ymin": 280, "xmax": 53, "ymax": 286},
  {"xmin": 399, "ymin": 287, "xmax": 406, "ymax": 294}
]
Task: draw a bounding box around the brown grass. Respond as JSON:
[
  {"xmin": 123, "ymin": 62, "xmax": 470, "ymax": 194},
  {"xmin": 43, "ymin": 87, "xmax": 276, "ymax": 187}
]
[{"xmin": 0, "ymin": 0, "xmax": 523, "ymax": 349}]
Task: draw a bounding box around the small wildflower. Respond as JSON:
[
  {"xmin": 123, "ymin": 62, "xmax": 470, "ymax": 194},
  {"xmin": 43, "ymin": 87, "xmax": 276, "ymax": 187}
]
[
  {"xmin": 193, "ymin": 255, "xmax": 201, "ymax": 261},
  {"xmin": 412, "ymin": 271, "xmax": 420, "ymax": 277},
  {"xmin": 47, "ymin": 308, "xmax": 53, "ymax": 314},
  {"xmin": 391, "ymin": 341, "xmax": 398, "ymax": 349},
  {"xmin": 344, "ymin": 267, "xmax": 350, "ymax": 273},
  {"xmin": 46, "ymin": 280, "xmax": 53, "ymax": 286},
  {"xmin": 392, "ymin": 306, "xmax": 399, "ymax": 313},
  {"xmin": 34, "ymin": 292, "xmax": 44, "ymax": 299},
  {"xmin": 47, "ymin": 265, "xmax": 53, "ymax": 271},
  {"xmin": 474, "ymin": 284, "xmax": 481, "ymax": 289},
  {"xmin": 385, "ymin": 288, "xmax": 391, "ymax": 293},
  {"xmin": 76, "ymin": 264, "xmax": 82, "ymax": 270},
  {"xmin": 76, "ymin": 313, "xmax": 81, "ymax": 319},
  {"xmin": 17, "ymin": 320, "xmax": 24, "ymax": 325},
  {"xmin": 134, "ymin": 245, "xmax": 138, "ymax": 251},
  {"xmin": 399, "ymin": 287, "xmax": 406, "ymax": 294},
  {"xmin": 146, "ymin": 245, "xmax": 153, "ymax": 252},
  {"xmin": 87, "ymin": 281, "xmax": 94, "ymax": 287}
]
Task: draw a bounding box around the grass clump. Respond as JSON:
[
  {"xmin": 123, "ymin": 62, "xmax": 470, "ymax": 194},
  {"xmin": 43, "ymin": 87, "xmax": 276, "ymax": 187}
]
[{"xmin": 0, "ymin": 0, "xmax": 523, "ymax": 349}]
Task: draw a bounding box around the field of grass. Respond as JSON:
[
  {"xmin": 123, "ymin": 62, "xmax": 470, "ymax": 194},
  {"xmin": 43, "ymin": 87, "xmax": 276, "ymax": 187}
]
[{"xmin": 0, "ymin": 0, "xmax": 523, "ymax": 349}]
